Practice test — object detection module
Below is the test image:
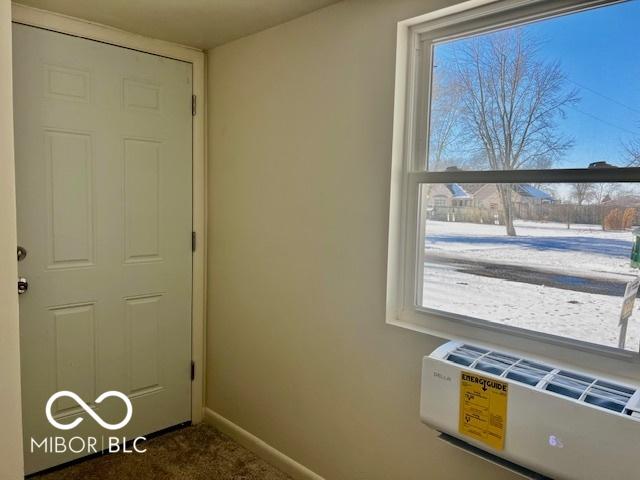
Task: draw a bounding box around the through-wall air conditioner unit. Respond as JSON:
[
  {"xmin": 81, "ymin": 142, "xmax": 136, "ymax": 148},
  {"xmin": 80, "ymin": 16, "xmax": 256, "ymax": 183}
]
[{"xmin": 420, "ymin": 341, "xmax": 640, "ymax": 480}]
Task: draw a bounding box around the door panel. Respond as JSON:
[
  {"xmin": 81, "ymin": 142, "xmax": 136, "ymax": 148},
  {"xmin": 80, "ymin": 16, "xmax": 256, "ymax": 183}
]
[
  {"xmin": 46, "ymin": 130, "xmax": 94, "ymax": 268},
  {"xmin": 124, "ymin": 138, "xmax": 161, "ymax": 262},
  {"xmin": 13, "ymin": 24, "xmax": 193, "ymax": 474}
]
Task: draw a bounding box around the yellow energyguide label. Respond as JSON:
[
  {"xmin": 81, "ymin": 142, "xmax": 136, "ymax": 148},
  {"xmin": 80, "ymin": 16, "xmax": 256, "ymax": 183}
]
[{"xmin": 459, "ymin": 371, "xmax": 508, "ymax": 451}]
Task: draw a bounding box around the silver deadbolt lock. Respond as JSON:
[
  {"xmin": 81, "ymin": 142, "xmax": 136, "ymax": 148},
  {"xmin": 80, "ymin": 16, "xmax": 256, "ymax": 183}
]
[
  {"xmin": 17, "ymin": 246, "xmax": 27, "ymax": 262},
  {"xmin": 18, "ymin": 277, "xmax": 28, "ymax": 295}
]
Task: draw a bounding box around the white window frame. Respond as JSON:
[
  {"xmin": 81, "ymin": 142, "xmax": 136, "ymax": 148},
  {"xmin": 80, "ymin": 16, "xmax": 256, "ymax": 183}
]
[{"xmin": 387, "ymin": 0, "xmax": 640, "ymax": 376}]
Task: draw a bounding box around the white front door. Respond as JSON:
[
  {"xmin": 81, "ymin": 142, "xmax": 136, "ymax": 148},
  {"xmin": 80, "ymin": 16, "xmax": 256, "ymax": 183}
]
[{"xmin": 13, "ymin": 24, "xmax": 193, "ymax": 474}]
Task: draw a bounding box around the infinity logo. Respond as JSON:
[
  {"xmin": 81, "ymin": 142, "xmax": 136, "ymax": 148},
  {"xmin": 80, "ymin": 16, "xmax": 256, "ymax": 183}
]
[{"xmin": 45, "ymin": 391, "xmax": 133, "ymax": 431}]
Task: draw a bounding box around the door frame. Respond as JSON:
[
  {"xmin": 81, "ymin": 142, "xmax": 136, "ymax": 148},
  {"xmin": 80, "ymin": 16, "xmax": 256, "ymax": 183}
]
[{"xmin": 11, "ymin": 2, "xmax": 207, "ymax": 424}]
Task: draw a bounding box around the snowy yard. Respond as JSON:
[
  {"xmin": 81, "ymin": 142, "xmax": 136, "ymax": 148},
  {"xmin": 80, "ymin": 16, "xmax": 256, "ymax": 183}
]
[{"xmin": 422, "ymin": 220, "xmax": 640, "ymax": 350}]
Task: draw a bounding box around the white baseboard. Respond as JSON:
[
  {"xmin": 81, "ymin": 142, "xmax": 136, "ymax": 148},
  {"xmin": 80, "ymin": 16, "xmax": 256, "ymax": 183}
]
[{"xmin": 203, "ymin": 408, "xmax": 325, "ymax": 480}]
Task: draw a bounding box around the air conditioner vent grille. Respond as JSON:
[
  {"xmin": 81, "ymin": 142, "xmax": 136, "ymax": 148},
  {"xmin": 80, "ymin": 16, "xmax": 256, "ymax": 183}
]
[
  {"xmin": 583, "ymin": 380, "xmax": 635, "ymax": 413},
  {"xmin": 544, "ymin": 370, "xmax": 594, "ymax": 399},
  {"xmin": 447, "ymin": 354, "xmax": 474, "ymax": 366},
  {"xmin": 444, "ymin": 344, "xmax": 637, "ymax": 415},
  {"xmin": 594, "ymin": 380, "xmax": 635, "ymax": 397},
  {"xmin": 584, "ymin": 395, "xmax": 625, "ymax": 413},
  {"xmin": 506, "ymin": 361, "xmax": 551, "ymax": 386}
]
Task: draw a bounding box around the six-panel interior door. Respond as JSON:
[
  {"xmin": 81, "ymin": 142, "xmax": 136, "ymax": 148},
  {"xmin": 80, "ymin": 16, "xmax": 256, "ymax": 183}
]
[{"xmin": 13, "ymin": 24, "xmax": 193, "ymax": 474}]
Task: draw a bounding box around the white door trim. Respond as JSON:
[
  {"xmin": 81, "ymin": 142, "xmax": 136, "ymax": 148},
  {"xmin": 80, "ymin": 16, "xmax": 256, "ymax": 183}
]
[{"xmin": 11, "ymin": 2, "xmax": 207, "ymax": 424}]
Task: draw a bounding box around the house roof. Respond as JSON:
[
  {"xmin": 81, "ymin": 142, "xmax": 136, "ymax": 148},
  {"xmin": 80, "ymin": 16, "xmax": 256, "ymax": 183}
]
[
  {"xmin": 439, "ymin": 183, "xmax": 555, "ymax": 202},
  {"xmin": 514, "ymin": 184, "xmax": 555, "ymax": 201},
  {"xmin": 462, "ymin": 183, "xmax": 487, "ymax": 194},
  {"xmin": 446, "ymin": 184, "xmax": 472, "ymax": 199}
]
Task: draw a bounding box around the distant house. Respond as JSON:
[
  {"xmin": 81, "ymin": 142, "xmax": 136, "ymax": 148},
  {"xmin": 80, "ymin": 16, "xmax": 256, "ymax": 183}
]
[
  {"xmin": 425, "ymin": 183, "xmax": 555, "ymax": 211},
  {"xmin": 426, "ymin": 184, "xmax": 473, "ymax": 208},
  {"xmin": 515, "ymin": 184, "xmax": 556, "ymax": 203},
  {"xmin": 473, "ymin": 183, "xmax": 554, "ymax": 209}
]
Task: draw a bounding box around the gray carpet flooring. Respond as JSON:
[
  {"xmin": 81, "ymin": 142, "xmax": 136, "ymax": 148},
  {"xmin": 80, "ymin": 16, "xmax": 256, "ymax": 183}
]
[{"xmin": 32, "ymin": 424, "xmax": 291, "ymax": 480}]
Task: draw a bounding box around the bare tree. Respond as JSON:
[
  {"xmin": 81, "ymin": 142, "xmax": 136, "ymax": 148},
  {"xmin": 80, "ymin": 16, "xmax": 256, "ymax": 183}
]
[
  {"xmin": 593, "ymin": 183, "xmax": 621, "ymax": 204},
  {"xmin": 446, "ymin": 28, "xmax": 578, "ymax": 235},
  {"xmin": 428, "ymin": 69, "xmax": 463, "ymax": 171},
  {"xmin": 624, "ymin": 137, "xmax": 640, "ymax": 166},
  {"xmin": 570, "ymin": 183, "xmax": 595, "ymax": 205}
]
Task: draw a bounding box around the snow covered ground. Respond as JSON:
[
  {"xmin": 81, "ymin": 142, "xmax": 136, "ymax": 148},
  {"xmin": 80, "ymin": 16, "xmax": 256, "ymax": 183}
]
[
  {"xmin": 426, "ymin": 220, "xmax": 636, "ymax": 279},
  {"xmin": 422, "ymin": 220, "xmax": 640, "ymax": 350}
]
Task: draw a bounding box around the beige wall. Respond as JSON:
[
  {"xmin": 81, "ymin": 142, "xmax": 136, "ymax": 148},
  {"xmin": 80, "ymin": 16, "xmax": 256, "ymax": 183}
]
[
  {"xmin": 206, "ymin": 0, "xmax": 517, "ymax": 479},
  {"xmin": 0, "ymin": 1, "xmax": 25, "ymax": 478}
]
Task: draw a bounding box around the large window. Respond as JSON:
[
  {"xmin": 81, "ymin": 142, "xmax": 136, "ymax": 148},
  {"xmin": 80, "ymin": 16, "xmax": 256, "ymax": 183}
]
[{"xmin": 391, "ymin": 0, "xmax": 640, "ymax": 354}]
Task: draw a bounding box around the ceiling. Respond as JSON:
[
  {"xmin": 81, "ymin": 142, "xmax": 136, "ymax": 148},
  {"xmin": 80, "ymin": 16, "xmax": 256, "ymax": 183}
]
[{"xmin": 15, "ymin": 0, "xmax": 342, "ymax": 49}]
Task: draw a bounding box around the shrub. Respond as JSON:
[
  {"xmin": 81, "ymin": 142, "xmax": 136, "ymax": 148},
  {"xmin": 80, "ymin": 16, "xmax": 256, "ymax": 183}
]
[
  {"xmin": 604, "ymin": 208, "xmax": 624, "ymax": 230},
  {"xmin": 622, "ymin": 208, "xmax": 636, "ymax": 229}
]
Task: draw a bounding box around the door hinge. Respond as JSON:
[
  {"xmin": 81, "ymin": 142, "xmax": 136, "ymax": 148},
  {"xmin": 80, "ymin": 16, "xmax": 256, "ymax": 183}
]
[
  {"xmin": 191, "ymin": 361, "xmax": 195, "ymax": 381},
  {"xmin": 192, "ymin": 231, "xmax": 196, "ymax": 252},
  {"xmin": 192, "ymin": 95, "xmax": 196, "ymax": 116}
]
